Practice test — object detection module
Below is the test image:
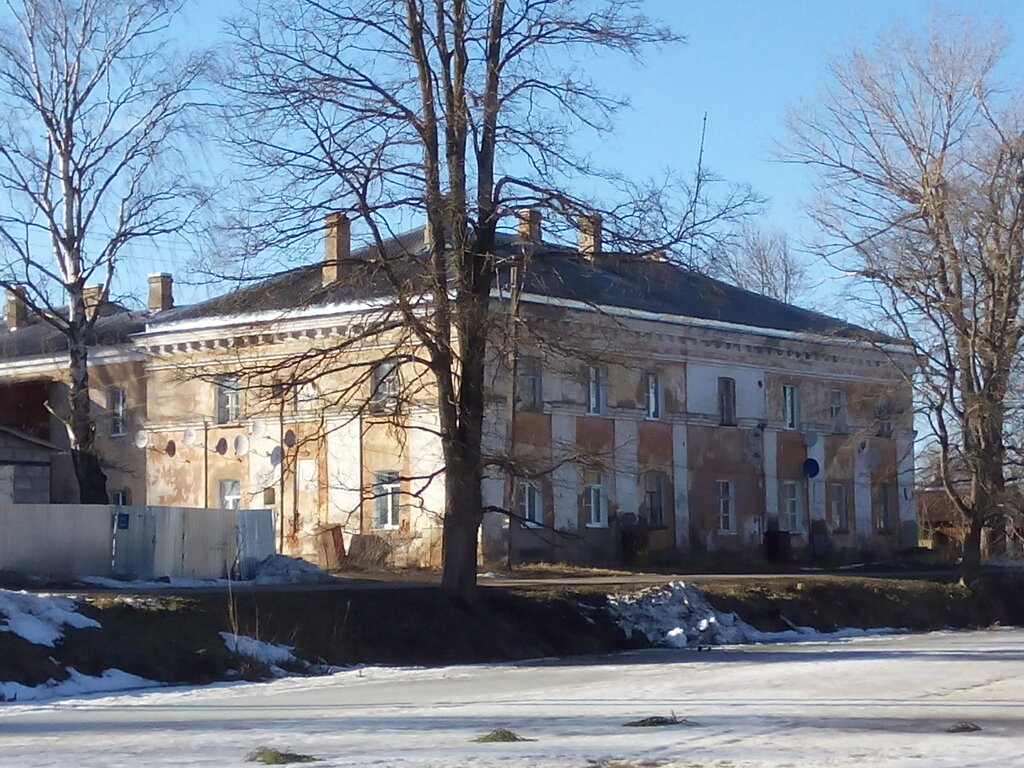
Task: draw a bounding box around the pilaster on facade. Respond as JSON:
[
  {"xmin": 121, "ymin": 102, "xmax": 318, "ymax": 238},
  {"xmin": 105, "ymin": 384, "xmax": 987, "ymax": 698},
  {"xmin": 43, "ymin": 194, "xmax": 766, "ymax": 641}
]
[{"xmin": 671, "ymin": 422, "xmax": 689, "ymax": 550}]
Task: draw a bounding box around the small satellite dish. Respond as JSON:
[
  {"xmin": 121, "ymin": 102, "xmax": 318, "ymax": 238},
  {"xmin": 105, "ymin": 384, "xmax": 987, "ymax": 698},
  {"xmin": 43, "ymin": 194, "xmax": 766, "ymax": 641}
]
[
  {"xmin": 270, "ymin": 445, "xmax": 283, "ymax": 466},
  {"xmin": 182, "ymin": 427, "xmax": 198, "ymax": 446},
  {"xmin": 803, "ymin": 458, "xmax": 821, "ymax": 478},
  {"xmin": 250, "ymin": 420, "xmax": 266, "ymax": 438},
  {"xmin": 283, "ymin": 429, "xmax": 297, "ymax": 448},
  {"xmin": 165, "ymin": 439, "xmax": 176, "ymax": 458},
  {"xmin": 134, "ymin": 430, "xmax": 150, "ymax": 449},
  {"xmin": 233, "ymin": 434, "xmax": 250, "ymax": 457},
  {"xmin": 802, "ymin": 430, "xmax": 818, "ymax": 448},
  {"xmin": 215, "ymin": 437, "xmax": 228, "ymax": 456}
]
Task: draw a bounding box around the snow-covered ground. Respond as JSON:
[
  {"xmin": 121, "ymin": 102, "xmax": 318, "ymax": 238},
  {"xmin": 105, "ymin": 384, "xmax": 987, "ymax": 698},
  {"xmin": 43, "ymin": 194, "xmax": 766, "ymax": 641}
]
[{"xmin": 0, "ymin": 629, "xmax": 1021, "ymax": 768}]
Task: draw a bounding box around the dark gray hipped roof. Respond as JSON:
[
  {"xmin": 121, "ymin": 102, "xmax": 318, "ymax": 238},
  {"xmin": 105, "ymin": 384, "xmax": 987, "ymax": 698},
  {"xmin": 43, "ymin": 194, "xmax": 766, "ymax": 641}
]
[
  {"xmin": 0, "ymin": 303, "xmax": 145, "ymax": 360},
  {"xmin": 148, "ymin": 228, "xmax": 880, "ymax": 343}
]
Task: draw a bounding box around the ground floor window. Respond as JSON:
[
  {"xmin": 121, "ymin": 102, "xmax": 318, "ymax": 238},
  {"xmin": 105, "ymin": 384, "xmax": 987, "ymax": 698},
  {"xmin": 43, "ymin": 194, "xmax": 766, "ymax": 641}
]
[
  {"xmin": 373, "ymin": 471, "xmax": 401, "ymax": 529},
  {"xmin": 583, "ymin": 473, "xmax": 607, "ymax": 527},
  {"xmin": 717, "ymin": 480, "xmax": 735, "ymax": 533},
  {"xmin": 516, "ymin": 481, "xmax": 543, "ymax": 527},
  {"xmin": 643, "ymin": 472, "xmax": 667, "ymax": 527},
  {"xmin": 219, "ymin": 479, "xmax": 241, "ymax": 510},
  {"xmin": 829, "ymin": 482, "xmax": 849, "ymax": 532},
  {"xmin": 781, "ymin": 481, "xmax": 801, "ymax": 532}
]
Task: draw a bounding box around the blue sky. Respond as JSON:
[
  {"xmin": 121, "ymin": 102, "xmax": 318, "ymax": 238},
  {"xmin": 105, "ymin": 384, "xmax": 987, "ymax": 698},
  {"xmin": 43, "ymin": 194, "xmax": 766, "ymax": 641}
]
[{"xmin": 148, "ymin": 0, "xmax": 1023, "ymax": 306}]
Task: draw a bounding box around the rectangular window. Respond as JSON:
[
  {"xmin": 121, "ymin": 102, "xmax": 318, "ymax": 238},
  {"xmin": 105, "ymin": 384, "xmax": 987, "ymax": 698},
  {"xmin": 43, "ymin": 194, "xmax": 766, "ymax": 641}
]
[
  {"xmin": 517, "ymin": 356, "xmax": 542, "ymax": 411},
  {"xmin": 782, "ymin": 385, "xmax": 798, "ymax": 430},
  {"xmin": 717, "ymin": 480, "xmax": 735, "ymax": 532},
  {"xmin": 644, "ymin": 473, "xmax": 665, "ymax": 527},
  {"xmin": 718, "ymin": 377, "xmax": 736, "ymax": 426},
  {"xmin": 294, "ymin": 380, "xmax": 319, "ymax": 410},
  {"xmin": 875, "ymin": 396, "xmax": 893, "ymax": 437},
  {"xmin": 583, "ymin": 473, "xmax": 606, "ymax": 527},
  {"xmin": 215, "ymin": 376, "xmax": 241, "ymax": 424},
  {"xmin": 645, "ymin": 373, "xmax": 661, "ymax": 419},
  {"xmin": 781, "ymin": 481, "xmax": 800, "ymax": 532},
  {"xmin": 111, "ymin": 488, "xmax": 129, "ymax": 506},
  {"xmin": 829, "ymin": 388, "xmax": 846, "ymax": 430},
  {"xmin": 876, "ymin": 481, "xmax": 892, "ymax": 533},
  {"xmin": 370, "ymin": 360, "xmax": 400, "ymax": 412},
  {"xmin": 829, "ymin": 482, "xmax": 849, "ymax": 532},
  {"xmin": 373, "ymin": 470, "xmax": 401, "ymax": 529},
  {"xmin": 586, "ymin": 365, "xmax": 603, "ymax": 415},
  {"xmin": 516, "ymin": 481, "xmax": 543, "ymax": 527},
  {"xmin": 219, "ymin": 479, "xmax": 241, "ymax": 510},
  {"xmin": 108, "ymin": 387, "xmax": 127, "ymax": 437}
]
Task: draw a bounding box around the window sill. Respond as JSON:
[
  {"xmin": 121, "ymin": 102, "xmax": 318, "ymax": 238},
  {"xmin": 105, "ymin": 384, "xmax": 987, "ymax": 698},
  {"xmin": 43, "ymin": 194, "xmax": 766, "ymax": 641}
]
[
  {"xmin": 717, "ymin": 528, "xmax": 737, "ymax": 535},
  {"xmin": 373, "ymin": 524, "xmax": 400, "ymax": 531},
  {"xmin": 110, "ymin": 432, "xmax": 126, "ymax": 439},
  {"xmin": 584, "ymin": 522, "xmax": 608, "ymax": 529},
  {"xmin": 520, "ymin": 521, "xmax": 542, "ymax": 530}
]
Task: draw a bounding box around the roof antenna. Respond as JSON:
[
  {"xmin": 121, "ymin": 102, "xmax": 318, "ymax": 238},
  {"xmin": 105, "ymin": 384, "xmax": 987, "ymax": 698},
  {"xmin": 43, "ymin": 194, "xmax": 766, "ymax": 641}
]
[{"xmin": 688, "ymin": 112, "xmax": 708, "ymax": 269}]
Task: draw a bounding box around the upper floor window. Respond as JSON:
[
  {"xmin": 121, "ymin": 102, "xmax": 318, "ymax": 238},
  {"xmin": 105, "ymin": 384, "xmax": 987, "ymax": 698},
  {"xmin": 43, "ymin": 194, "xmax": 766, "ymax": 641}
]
[
  {"xmin": 583, "ymin": 472, "xmax": 606, "ymax": 527},
  {"xmin": 645, "ymin": 373, "xmax": 661, "ymax": 419},
  {"xmin": 294, "ymin": 380, "xmax": 319, "ymax": 410},
  {"xmin": 781, "ymin": 480, "xmax": 801, "ymax": 532},
  {"xmin": 718, "ymin": 377, "xmax": 736, "ymax": 426},
  {"xmin": 643, "ymin": 472, "xmax": 666, "ymax": 527},
  {"xmin": 829, "ymin": 388, "xmax": 846, "ymax": 430},
  {"xmin": 111, "ymin": 488, "xmax": 130, "ymax": 506},
  {"xmin": 517, "ymin": 356, "xmax": 542, "ymax": 411},
  {"xmin": 516, "ymin": 481, "xmax": 543, "ymax": 527},
  {"xmin": 829, "ymin": 481, "xmax": 849, "ymax": 533},
  {"xmin": 219, "ymin": 478, "xmax": 241, "ymax": 510},
  {"xmin": 586, "ymin": 365, "xmax": 604, "ymax": 415},
  {"xmin": 370, "ymin": 359, "xmax": 400, "ymax": 412},
  {"xmin": 876, "ymin": 481, "xmax": 893, "ymax": 533},
  {"xmin": 215, "ymin": 376, "xmax": 241, "ymax": 424},
  {"xmin": 717, "ymin": 479, "xmax": 735, "ymax": 532},
  {"xmin": 875, "ymin": 396, "xmax": 893, "ymax": 437},
  {"xmin": 782, "ymin": 384, "xmax": 798, "ymax": 430},
  {"xmin": 373, "ymin": 470, "xmax": 401, "ymax": 529},
  {"xmin": 108, "ymin": 387, "xmax": 127, "ymax": 437}
]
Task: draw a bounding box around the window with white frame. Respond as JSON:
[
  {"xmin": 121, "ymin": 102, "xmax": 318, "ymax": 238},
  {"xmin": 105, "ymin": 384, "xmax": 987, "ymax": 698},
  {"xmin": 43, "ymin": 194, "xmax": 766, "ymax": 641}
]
[
  {"xmin": 643, "ymin": 472, "xmax": 666, "ymax": 527},
  {"xmin": 718, "ymin": 377, "xmax": 737, "ymax": 426},
  {"xmin": 717, "ymin": 480, "xmax": 735, "ymax": 532},
  {"xmin": 829, "ymin": 388, "xmax": 846, "ymax": 429},
  {"xmin": 111, "ymin": 488, "xmax": 130, "ymax": 506},
  {"xmin": 516, "ymin": 481, "xmax": 542, "ymax": 527},
  {"xmin": 829, "ymin": 481, "xmax": 849, "ymax": 532},
  {"xmin": 876, "ymin": 481, "xmax": 893, "ymax": 533},
  {"xmin": 108, "ymin": 387, "xmax": 127, "ymax": 437},
  {"xmin": 219, "ymin": 479, "xmax": 241, "ymax": 510},
  {"xmin": 517, "ymin": 356, "xmax": 542, "ymax": 411},
  {"xmin": 586, "ymin": 365, "xmax": 604, "ymax": 415},
  {"xmin": 645, "ymin": 372, "xmax": 661, "ymax": 419},
  {"xmin": 781, "ymin": 481, "xmax": 800, "ymax": 532},
  {"xmin": 583, "ymin": 473, "xmax": 606, "ymax": 527},
  {"xmin": 373, "ymin": 470, "xmax": 401, "ymax": 529},
  {"xmin": 215, "ymin": 376, "xmax": 241, "ymax": 424},
  {"xmin": 782, "ymin": 384, "xmax": 798, "ymax": 430},
  {"xmin": 294, "ymin": 380, "xmax": 319, "ymax": 410},
  {"xmin": 370, "ymin": 359, "xmax": 400, "ymax": 412}
]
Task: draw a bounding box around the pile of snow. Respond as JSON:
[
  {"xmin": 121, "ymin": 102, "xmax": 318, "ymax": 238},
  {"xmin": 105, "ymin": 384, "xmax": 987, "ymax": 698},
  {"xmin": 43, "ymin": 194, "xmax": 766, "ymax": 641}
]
[
  {"xmin": 0, "ymin": 668, "xmax": 154, "ymax": 704},
  {"xmin": 0, "ymin": 589, "xmax": 100, "ymax": 647},
  {"xmin": 608, "ymin": 581, "xmax": 902, "ymax": 647},
  {"xmin": 220, "ymin": 632, "xmax": 299, "ymax": 673},
  {"xmin": 252, "ymin": 555, "xmax": 336, "ymax": 585}
]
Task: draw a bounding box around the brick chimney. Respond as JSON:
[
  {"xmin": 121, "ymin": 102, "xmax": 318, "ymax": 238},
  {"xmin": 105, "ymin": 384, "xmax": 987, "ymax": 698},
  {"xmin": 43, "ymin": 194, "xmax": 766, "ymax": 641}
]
[
  {"xmin": 516, "ymin": 209, "xmax": 542, "ymax": 242},
  {"xmin": 4, "ymin": 286, "xmax": 27, "ymax": 329},
  {"xmin": 323, "ymin": 212, "xmax": 350, "ymax": 286},
  {"xmin": 82, "ymin": 284, "xmax": 107, "ymax": 314},
  {"xmin": 148, "ymin": 273, "xmax": 174, "ymax": 312},
  {"xmin": 578, "ymin": 213, "xmax": 603, "ymax": 261}
]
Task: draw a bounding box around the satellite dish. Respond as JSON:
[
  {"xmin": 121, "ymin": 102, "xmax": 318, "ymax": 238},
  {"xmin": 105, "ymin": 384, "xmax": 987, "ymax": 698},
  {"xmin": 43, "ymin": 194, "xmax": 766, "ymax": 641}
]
[
  {"xmin": 803, "ymin": 458, "xmax": 821, "ymax": 478},
  {"xmin": 270, "ymin": 445, "xmax": 283, "ymax": 466},
  {"xmin": 233, "ymin": 434, "xmax": 250, "ymax": 457},
  {"xmin": 215, "ymin": 437, "xmax": 228, "ymax": 456},
  {"xmin": 165, "ymin": 439, "xmax": 176, "ymax": 458},
  {"xmin": 283, "ymin": 429, "xmax": 297, "ymax": 448},
  {"xmin": 802, "ymin": 430, "xmax": 818, "ymax": 448},
  {"xmin": 134, "ymin": 430, "xmax": 150, "ymax": 449},
  {"xmin": 182, "ymin": 427, "xmax": 198, "ymax": 446},
  {"xmin": 250, "ymin": 420, "xmax": 266, "ymax": 438}
]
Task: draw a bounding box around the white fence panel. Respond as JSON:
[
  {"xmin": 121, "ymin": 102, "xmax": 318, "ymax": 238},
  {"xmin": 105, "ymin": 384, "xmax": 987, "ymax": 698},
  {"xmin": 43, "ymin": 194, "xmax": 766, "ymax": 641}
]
[
  {"xmin": 0, "ymin": 503, "xmax": 113, "ymax": 579},
  {"xmin": 1, "ymin": 503, "xmax": 275, "ymax": 581}
]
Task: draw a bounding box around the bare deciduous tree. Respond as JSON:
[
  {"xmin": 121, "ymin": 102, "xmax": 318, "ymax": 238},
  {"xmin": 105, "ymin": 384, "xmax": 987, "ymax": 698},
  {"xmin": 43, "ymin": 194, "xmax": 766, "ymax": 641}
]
[
  {"xmin": 220, "ymin": 0, "xmax": 757, "ymax": 601},
  {"xmin": 713, "ymin": 224, "xmax": 809, "ymax": 304},
  {"xmin": 788, "ymin": 16, "xmax": 1024, "ymax": 581},
  {"xmin": 0, "ymin": 0, "xmax": 207, "ymax": 502}
]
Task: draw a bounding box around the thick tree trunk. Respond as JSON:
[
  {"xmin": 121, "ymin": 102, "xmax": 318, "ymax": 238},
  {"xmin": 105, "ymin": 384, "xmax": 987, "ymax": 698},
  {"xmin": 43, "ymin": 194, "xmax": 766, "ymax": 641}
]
[
  {"xmin": 959, "ymin": 512, "xmax": 984, "ymax": 585},
  {"xmin": 440, "ymin": 448, "xmax": 483, "ymax": 603},
  {"xmin": 68, "ymin": 333, "xmax": 109, "ymax": 504}
]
